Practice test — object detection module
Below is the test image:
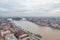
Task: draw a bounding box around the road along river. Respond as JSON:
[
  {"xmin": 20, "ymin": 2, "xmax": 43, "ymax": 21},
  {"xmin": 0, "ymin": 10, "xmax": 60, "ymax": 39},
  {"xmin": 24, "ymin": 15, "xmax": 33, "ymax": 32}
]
[{"xmin": 13, "ymin": 20, "xmax": 60, "ymax": 40}]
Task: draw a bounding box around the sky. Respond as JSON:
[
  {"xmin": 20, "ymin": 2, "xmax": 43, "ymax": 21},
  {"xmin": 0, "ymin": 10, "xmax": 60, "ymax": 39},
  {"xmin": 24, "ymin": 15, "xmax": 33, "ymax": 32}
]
[{"xmin": 0, "ymin": 0, "xmax": 60, "ymax": 17}]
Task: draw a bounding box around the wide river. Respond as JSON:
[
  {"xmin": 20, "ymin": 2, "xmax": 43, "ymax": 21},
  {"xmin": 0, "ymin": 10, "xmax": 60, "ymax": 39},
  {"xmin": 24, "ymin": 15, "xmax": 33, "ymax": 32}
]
[{"xmin": 13, "ymin": 20, "xmax": 60, "ymax": 40}]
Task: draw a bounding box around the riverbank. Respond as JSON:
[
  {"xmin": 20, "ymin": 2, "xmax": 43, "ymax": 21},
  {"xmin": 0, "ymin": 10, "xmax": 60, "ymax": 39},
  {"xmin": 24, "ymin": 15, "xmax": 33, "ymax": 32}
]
[{"xmin": 14, "ymin": 20, "xmax": 60, "ymax": 40}]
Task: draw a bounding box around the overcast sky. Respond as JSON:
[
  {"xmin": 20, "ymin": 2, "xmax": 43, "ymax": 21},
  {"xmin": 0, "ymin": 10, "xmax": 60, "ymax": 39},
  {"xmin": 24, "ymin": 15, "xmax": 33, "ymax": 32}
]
[{"xmin": 0, "ymin": 0, "xmax": 60, "ymax": 17}]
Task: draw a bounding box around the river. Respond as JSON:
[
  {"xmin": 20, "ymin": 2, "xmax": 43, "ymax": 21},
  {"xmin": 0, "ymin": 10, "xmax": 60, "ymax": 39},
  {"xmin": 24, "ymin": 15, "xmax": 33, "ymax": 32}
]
[{"xmin": 13, "ymin": 20, "xmax": 60, "ymax": 40}]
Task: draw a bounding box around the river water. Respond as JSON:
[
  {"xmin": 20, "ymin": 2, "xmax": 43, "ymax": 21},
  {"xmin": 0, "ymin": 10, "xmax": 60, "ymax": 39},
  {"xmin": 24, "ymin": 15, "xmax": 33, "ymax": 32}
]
[{"xmin": 14, "ymin": 20, "xmax": 60, "ymax": 40}]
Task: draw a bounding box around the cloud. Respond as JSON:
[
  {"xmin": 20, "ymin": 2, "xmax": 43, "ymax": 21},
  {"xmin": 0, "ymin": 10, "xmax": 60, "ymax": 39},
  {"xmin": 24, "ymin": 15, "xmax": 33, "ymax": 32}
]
[
  {"xmin": 0, "ymin": 8, "xmax": 8, "ymax": 11},
  {"xmin": 0, "ymin": 0, "xmax": 60, "ymax": 17},
  {"xmin": 47, "ymin": 7, "xmax": 60, "ymax": 17}
]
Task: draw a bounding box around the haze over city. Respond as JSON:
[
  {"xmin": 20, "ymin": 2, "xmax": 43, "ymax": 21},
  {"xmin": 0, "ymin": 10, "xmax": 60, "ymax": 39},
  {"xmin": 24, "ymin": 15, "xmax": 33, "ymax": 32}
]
[
  {"xmin": 0, "ymin": 0, "xmax": 60, "ymax": 17},
  {"xmin": 0, "ymin": 0, "xmax": 60, "ymax": 40}
]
